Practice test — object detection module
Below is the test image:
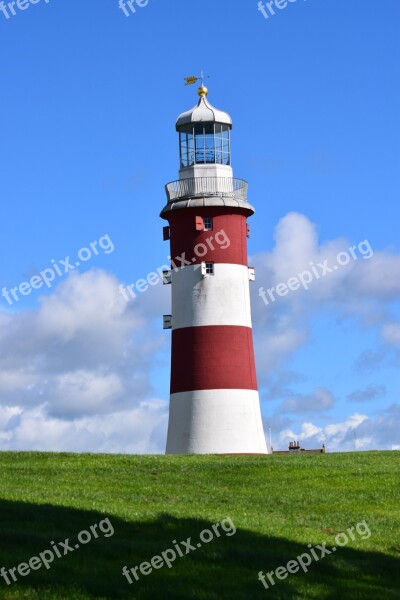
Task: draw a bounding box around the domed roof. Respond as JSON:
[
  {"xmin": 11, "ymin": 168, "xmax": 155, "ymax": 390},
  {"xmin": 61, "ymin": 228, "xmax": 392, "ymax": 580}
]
[{"xmin": 176, "ymin": 89, "xmax": 232, "ymax": 130}]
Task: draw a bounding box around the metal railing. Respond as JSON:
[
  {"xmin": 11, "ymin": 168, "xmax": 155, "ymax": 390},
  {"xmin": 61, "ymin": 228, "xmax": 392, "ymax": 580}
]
[{"xmin": 165, "ymin": 177, "xmax": 248, "ymax": 203}]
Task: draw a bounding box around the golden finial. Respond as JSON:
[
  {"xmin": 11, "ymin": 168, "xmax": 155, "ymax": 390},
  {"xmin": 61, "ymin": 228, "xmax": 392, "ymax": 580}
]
[{"xmin": 197, "ymin": 85, "xmax": 208, "ymax": 98}]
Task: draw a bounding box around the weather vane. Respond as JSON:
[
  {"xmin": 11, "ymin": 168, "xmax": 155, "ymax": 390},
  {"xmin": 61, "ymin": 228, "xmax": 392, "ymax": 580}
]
[{"xmin": 184, "ymin": 71, "xmax": 210, "ymax": 87}]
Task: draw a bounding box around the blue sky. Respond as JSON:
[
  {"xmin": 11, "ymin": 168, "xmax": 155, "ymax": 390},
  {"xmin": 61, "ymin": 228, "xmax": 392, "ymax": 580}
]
[{"xmin": 0, "ymin": 0, "xmax": 399, "ymax": 452}]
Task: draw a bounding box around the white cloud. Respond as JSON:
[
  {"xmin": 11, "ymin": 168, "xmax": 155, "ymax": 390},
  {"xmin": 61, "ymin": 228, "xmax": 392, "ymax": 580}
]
[
  {"xmin": 46, "ymin": 370, "xmax": 124, "ymax": 418},
  {"xmin": 276, "ymin": 407, "xmax": 400, "ymax": 452},
  {"xmin": 253, "ymin": 212, "xmax": 400, "ymax": 307},
  {"xmin": 254, "ymin": 319, "xmax": 308, "ymax": 377},
  {"xmin": 0, "ymin": 269, "xmax": 169, "ymax": 451},
  {"xmin": 281, "ymin": 387, "xmax": 335, "ymax": 413},
  {"xmin": 347, "ymin": 384, "xmax": 387, "ymax": 403},
  {"xmin": 354, "ymin": 253, "xmax": 400, "ymax": 299},
  {"xmin": 0, "ymin": 401, "xmax": 168, "ymax": 453},
  {"xmin": 354, "ymin": 348, "xmax": 388, "ymax": 373},
  {"xmin": 381, "ymin": 322, "xmax": 400, "ymax": 346},
  {"xmin": 251, "ymin": 212, "xmax": 400, "ymax": 374}
]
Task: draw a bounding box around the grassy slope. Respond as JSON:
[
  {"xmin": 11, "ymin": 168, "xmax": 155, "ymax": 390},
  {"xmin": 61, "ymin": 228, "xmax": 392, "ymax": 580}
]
[{"xmin": 0, "ymin": 451, "xmax": 399, "ymax": 599}]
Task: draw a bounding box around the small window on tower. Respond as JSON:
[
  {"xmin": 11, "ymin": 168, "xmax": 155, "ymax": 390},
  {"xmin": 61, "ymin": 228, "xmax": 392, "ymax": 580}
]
[
  {"xmin": 204, "ymin": 217, "xmax": 213, "ymax": 231},
  {"xmin": 205, "ymin": 262, "xmax": 214, "ymax": 275}
]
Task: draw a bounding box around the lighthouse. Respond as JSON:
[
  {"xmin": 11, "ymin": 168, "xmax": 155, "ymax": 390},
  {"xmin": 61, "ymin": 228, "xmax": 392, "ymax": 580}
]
[{"xmin": 161, "ymin": 82, "xmax": 267, "ymax": 454}]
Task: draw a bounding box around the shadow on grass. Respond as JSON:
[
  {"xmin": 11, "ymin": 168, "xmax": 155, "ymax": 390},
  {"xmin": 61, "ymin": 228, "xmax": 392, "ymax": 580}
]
[{"xmin": 0, "ymin": 500, "xmax": 398, "ymax": 599}]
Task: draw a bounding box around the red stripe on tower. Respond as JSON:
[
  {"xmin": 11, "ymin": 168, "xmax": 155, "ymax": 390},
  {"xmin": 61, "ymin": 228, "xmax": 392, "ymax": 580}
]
[
  {"xmin": 170, "ymin": 326, "xmax": 258, "ymax": 393},
  {"xmin": 169, "ymin": 208, "xmax": 251, "ymax": 266}
]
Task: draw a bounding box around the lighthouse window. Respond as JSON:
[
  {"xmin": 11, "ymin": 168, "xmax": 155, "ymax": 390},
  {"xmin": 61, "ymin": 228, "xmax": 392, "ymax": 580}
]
[
  {"xmin": 179, "ymin": 124, "xmax": 231, "ymax": 167},
  {"xmin": 205, "ymin": 262, "xmax": 214, "ymax": 275},
  {"xmin": 179, "ymin": 128, "xmax": 195, "ymax": 168},
  {"xmin": 214, "ymin": 124, "xmax": 231, "ymax": 166},
  {"xmin": 204, "ymin": 217, "xmax": 213, "ymax": 231},
  {"xmin": 194, "ymin": 123, "xmax": 215, "ymax": 164}
]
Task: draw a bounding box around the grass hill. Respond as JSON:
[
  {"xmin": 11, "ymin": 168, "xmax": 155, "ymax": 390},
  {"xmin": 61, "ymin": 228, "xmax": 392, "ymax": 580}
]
[{"xmin": 0, "ymin": 451, "xmax": 399, "ymax": 599}]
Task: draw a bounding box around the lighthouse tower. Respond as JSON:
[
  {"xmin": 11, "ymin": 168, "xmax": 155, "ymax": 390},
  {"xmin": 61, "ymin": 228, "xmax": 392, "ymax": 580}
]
[{"xmin": 161, "ymin": 83, "xmax": 267, "ymax": 454}]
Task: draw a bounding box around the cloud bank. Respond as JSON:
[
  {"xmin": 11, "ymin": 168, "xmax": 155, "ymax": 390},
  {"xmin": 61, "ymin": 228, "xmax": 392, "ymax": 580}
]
[{"xmin": 1, "ymin": 213, "xmax": 399, "ymax": 453}]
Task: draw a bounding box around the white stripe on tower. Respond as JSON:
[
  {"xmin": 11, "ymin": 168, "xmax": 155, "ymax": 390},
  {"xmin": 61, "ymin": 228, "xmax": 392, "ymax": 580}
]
[
  {"xmin": 166, "ymin": 390, "xmax": 267, "ymax": 454},
  {"xmin": 171, "ymin": 263, "xmax": 252, "ymax": 330}
]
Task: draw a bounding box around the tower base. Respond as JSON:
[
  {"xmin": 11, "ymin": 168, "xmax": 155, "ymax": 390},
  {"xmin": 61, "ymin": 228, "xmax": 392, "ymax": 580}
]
[{"xmin": 166, "ymin": 389, "xmax": 268, "ymax": 454}]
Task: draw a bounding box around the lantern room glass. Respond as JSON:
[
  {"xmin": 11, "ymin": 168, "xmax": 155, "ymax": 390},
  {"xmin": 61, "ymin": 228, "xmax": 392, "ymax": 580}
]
[{"xmin": 179, "ymin": 124, "xmax": 231, "ymax": 168}]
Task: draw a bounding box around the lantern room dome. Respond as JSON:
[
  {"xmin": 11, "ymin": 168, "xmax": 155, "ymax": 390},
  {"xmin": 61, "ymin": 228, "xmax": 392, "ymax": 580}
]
[{"xmin": 176, "ymin": 95, "xmax": 232, "ymax": 130}]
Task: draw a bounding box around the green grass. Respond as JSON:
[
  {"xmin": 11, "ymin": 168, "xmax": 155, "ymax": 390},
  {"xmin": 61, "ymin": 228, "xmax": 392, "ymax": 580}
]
[{"xmin": 0, "ymin": 451, "xmax": 399, "ymax": 599}]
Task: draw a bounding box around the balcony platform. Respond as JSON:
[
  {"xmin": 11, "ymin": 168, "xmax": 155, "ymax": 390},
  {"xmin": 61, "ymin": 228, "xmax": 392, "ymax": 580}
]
[
  {"xmin": 165, "ymin": 177, "xmax": 248, "ymax": 203},
  {"xmin": 161, "ymin": 177, "xmax": 255, "ymax": 217}
]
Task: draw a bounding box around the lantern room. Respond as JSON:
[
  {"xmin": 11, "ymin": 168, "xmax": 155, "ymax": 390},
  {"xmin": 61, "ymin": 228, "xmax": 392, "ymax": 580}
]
[{"xmin": 176, "ymin": 85, "xmax": 233, "ymax": 178}]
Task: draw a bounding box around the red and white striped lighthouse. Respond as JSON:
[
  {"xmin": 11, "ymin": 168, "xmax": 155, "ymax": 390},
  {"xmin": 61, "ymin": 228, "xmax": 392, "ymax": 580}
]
[{"xmin": 161, "ymin": 83, "xmax": 267, "ymax": 454}]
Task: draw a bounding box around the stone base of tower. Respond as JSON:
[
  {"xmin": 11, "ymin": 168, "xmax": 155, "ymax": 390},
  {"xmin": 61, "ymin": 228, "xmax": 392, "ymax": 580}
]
[{"xmin": 166, "ymin": 389, "xmax": 268, "ymax": 454}]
